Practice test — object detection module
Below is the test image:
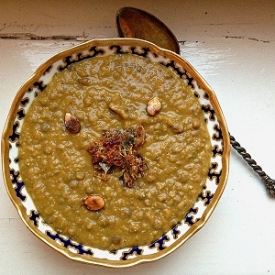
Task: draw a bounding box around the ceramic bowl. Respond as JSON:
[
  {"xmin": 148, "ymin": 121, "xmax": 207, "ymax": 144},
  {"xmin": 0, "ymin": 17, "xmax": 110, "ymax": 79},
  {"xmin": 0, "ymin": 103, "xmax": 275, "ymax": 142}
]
[{"xmin": 2, "ymin": 38, "xmax": 230, "ymax": 267}]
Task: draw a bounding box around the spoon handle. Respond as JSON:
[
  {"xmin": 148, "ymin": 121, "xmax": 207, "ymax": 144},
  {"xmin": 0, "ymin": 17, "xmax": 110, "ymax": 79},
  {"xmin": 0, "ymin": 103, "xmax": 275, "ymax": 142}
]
[{"xmin": 229, "ymin": 133, "xmax": 275, "ymax": 197}]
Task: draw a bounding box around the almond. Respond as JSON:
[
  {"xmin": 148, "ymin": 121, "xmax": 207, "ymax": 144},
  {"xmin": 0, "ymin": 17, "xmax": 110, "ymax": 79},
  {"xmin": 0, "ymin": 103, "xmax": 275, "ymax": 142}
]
[
  {"xmin": 146, "ymin": 96, "xmax": 161, "ymax": 116},
  {"xmin": 64, "ymin": 113, "xmax": 81, "ymax": 133},
  {"xmin": 83, "ymin": 195, "xmax": 104, "ymax": 211}
]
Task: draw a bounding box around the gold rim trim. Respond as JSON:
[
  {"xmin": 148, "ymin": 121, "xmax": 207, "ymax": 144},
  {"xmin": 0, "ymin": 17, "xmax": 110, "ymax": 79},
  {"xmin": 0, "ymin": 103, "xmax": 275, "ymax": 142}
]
[{"xmin": 1, "ymin": 38, "xmax": 230, "ymax": 268}]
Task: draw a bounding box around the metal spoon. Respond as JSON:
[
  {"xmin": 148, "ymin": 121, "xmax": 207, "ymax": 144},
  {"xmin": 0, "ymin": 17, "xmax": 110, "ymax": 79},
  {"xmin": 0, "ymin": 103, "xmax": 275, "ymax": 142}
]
[
  {"xmin": 116, "ymin": 7, "xmax": 275, "ymax": 197},
  {"xmin": 116, "ymin": 7, "xmax": 180, "ymax": 54}
]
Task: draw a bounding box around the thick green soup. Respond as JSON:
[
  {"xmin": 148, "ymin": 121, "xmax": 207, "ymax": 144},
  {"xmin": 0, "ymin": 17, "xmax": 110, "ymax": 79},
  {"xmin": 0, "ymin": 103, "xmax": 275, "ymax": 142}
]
[{"xmin": 19, "ymin": 54, "xmax": 211, "ymax": 250}]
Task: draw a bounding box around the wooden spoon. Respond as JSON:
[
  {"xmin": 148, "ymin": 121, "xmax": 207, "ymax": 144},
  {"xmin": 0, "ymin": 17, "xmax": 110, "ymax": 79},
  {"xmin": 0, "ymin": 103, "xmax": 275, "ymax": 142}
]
[{"xmin": 115, "ymin": 7, "xmax": 275, "ymax": 197}]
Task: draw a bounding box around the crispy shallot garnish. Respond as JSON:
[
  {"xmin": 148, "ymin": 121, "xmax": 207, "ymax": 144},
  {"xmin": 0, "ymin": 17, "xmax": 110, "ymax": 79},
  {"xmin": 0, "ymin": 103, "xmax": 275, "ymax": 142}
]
[{"xmin": 87, "ymin": 125, "xmax": 147, "ymax": 188}]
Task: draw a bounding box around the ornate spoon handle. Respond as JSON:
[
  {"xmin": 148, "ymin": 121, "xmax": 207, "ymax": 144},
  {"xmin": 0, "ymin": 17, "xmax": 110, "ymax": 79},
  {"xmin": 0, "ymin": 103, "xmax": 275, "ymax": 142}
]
[{"xmin": 229, "ymin": 134, "xmax": 275, "ymax": 197}]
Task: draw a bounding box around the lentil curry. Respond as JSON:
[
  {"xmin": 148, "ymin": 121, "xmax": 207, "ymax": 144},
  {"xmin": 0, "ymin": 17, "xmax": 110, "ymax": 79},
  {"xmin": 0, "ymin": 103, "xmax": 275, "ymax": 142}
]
[{"xmin": 19, "ymin": 54, "xmax": 211, "ymax": 250}]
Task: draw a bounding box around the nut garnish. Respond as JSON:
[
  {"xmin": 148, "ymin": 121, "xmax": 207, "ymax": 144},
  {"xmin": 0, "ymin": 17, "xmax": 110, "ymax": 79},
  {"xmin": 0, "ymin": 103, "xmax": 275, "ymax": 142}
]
[
  {"xmin": 83, "ymin": 195, "xmax": 105, "ymax": 211},
  {"xmin": 64, "ymin": 113, "xmax": 81, "ymax": 133},
  {"xmin": 146, "ymin": 96, "xmax": 161, "ymax": 116}
]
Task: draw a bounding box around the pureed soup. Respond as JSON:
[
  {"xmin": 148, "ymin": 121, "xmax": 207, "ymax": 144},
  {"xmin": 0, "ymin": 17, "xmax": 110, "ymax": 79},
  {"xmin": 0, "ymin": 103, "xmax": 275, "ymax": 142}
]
[{"xmin": 19, "ymin": 54, "xmax": 212, "ymax": 250}]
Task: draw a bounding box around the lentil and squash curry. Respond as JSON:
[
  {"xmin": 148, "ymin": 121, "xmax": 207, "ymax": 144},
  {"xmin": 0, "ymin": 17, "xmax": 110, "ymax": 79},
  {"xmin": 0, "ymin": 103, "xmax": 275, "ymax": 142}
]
[{"xmin": 19, "ymin": 54, "xmax": 211, "ymax": 250}]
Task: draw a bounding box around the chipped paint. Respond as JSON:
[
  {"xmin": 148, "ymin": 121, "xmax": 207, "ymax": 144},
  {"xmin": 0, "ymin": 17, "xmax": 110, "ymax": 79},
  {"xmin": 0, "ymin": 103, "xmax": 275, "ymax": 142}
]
[
  {"xmin": 0, "ymin": 32, "xmax": 89, "ymax": 41},
  {"xmin": 224, "ymin": 35, "xmax": 271, "ymax": 43}
]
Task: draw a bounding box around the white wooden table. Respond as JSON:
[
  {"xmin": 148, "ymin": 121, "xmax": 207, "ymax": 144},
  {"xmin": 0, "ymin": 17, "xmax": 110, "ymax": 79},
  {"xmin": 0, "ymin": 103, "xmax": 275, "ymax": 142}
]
[{"xmin": 1, "ymin": 1, "xmax": 275, "ymax": 274}]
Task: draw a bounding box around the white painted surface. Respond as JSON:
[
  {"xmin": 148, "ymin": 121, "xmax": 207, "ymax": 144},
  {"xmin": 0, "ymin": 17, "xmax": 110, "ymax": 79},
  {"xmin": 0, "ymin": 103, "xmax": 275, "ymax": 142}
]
[{"xmin": 1, "ymin": 1, "xmax": 275, "ymax": 274}]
